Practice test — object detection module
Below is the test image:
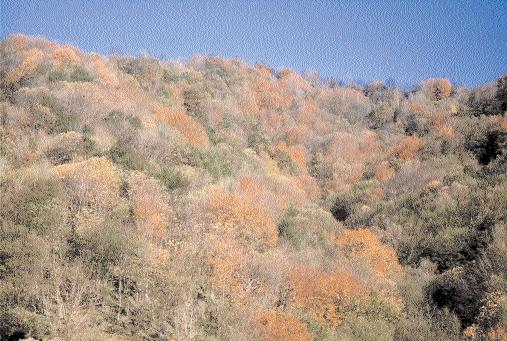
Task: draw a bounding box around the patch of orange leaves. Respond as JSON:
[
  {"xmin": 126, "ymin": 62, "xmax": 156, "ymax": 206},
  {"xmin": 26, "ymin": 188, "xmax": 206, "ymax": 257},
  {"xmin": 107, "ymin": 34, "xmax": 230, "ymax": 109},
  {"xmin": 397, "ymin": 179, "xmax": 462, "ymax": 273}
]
[
  {"xmin": 92, "ymin": 58, "xmax": 119, "ymax": 87},
  {"xmin": 394, "ymin": 135, "xmax": 423, "ymax": 160},
  {"xmin": 289, "ymin": 264, "xmax": 369, "ymax": 327},
  {"xmin": 128, "ymin": 172, "xmax": 171, "ymax": 239},
  {"xmin": 257, "ymin": 310, "xmax": 313, "ymax": 341},
  {"xmin": 207, "ymin": 187, "xmax": 278, "ymax": 249},
  {"xmin": 153, "ymin": 104, "xmax": 209, "ymax": 148},
  {"xmin": 334, "ymin": 228, "xmax": 402, "ymax": 276},
  {"xmin": 4, "ymin": 48, "xmax": 44, "ymax": 85},
  {"xmin": 52, "ymin": 46, "xmax": 81, "ymax": 67},
  {"xmin": 374, "ymin": 161, "xmax": 395, "ymax": 182}
]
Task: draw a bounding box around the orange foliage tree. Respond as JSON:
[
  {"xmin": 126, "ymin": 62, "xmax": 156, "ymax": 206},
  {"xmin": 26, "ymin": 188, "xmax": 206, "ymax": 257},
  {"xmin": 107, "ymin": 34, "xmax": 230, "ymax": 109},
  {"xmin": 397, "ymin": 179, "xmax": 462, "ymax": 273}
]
[
  {"xmin": 3, "ymin": 34, "xmax": 31, "ymax": 51},
  {"xmin": 153, "ymin": 104, "xmax": 209, "ymax": 148},
  {"xmin": 422, "ymin": 78, "xmax": 452, "ymax": 101},
  {"xmin": 257, "ymin": 310, "xmax": 313, "ymax": 341},
  {"xmin": 52, "ymin": 157, "xmax": 122, "ymax": 229},
  {"xmin": 51, "ymin": 46, "xmax": 81, "ymax": 67},
  {"xmin": 206, "ymin": 236, "xmax": 248, "ymax": 302},
  {"xmin": 289, "ymin": 264, "xmax": 370, "ymax": 326},
  {"xmin": 324, "ymin": 130, "xmax": 380, "ymax": 191},
  {"xmin": 271, "ymin": 142, "xmax": 307, "ymax": 175},
  {"xmin": 128, "ymin": 172, "xmax": 171, "ymax": 239},
  {"xmin": 207, "ymin": 187, "xmax": 278, "ymax": 250},
  {"xmin": 394, "ymin": 135, "xmax": 423, "ymax": 160},
  {"xmin": 432, "ymin": 109, "xmax": 455, "ymax": 137},
  {"xmin": 92, "ymin": 58, "xmax": 119, "ymax": 87},
  {"xmin": 334, "ymin": 228, "xmax": 402, "ymax": 277},
  {"xmin": 4, "ymin": 48, "xmax": 45, "ymax": 85},
  {"xmin": 374, "ymin": 161, "xmax": 395, "ymax": 182}
]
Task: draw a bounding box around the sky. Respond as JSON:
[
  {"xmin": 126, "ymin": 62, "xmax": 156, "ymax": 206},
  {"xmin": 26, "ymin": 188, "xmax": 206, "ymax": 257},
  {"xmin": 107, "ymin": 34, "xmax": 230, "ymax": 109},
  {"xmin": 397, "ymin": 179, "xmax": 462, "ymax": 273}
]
[{"xmin": 1, "ymin": 0, "xmax": 506, "ymax": 88}]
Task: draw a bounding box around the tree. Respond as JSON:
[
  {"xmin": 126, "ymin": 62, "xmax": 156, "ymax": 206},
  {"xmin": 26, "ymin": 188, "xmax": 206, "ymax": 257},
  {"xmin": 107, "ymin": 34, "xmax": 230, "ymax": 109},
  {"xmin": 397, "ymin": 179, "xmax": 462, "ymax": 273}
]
[
  {"xmin": 3, "ymin": 48, "xmax": 44, "ymax": 86},
  {"xmin": 206, "ymin": 187, "xmax": 278, "ymax": 250},
  {"xmin": 257, "ymin": 310, "xmax": 313, "ymax": 341},
  {"xmin": 289, "ymin": 264, "xmax": 370, "ymax": 327},
  {"xmin": 153, "ymin": 104, "xmax": 209, "ymax": 148},
  {"xmin": 128, "ymin": 172, "xmax": 171, "ymax": 239},
  {"xmin": 51, "ymin": 46, "xmax": 81, "ymax": 67},
  {"xmin": 334, "ymin": 228, "xmax": 402, "ymax": 277},
  {"xmin": 422, "ymin": 79, "xmax": 452, "ymax": 101}
]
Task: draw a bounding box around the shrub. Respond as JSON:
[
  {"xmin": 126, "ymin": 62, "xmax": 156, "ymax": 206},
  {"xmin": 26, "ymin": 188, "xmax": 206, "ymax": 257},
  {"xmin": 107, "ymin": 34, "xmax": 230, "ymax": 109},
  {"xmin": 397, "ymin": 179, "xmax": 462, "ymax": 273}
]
[
  {"xmin": 0, "ymin": 170, "xmax": 67, "ymax": 234},
  {"xmin": 45, "ymin": 131, "xmax": 94, "ymax": 164},
  {"xmin": 39, "ymin": 93, "xmax": 77, "ymax": 134},
  {"xmin": 103, "ymin": 110, "xmax": 142, "ymax": 141},
  {"xmin": 277, "ymin": 207, "xmax": 304, "ymax": 247},
  {"xmin": 152, "ymin": 166, "xmax": 190, "ymax": 191},
  {"xmin": 70, "ymin": 65, "xmax": 94, "ymax": 82},
  {"xmin": 47, "ymin": 69, "xmax": 66, "ymax": 83},
  {"xmin": 109, "ymin": 141, "xmax": 145, "ymax": 171},
  {"xmin": 331, "ymin": 198, "xmax": 350, "ymax": 222}
]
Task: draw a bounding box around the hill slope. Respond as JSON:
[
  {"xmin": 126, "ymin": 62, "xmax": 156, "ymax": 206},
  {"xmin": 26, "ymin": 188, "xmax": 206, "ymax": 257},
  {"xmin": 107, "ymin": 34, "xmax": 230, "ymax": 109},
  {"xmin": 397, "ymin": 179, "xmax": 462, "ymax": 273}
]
[{"xmin": 1, "ymin": 34, "xmax": 506, "ymax": 340}]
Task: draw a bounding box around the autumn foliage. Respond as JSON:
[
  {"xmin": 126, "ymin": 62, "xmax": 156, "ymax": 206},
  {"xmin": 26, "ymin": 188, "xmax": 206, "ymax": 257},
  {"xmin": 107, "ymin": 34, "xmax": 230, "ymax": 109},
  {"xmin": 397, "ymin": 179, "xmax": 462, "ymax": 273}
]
[
  {"xmin": 207, "ymin": 187, "xmax": 278, "ymax": 249},
  {"xmin": 374, "ymin": 161, "xmax": 395, "ymax": 182},
  {"xmin": 2, "ymin": 35, "xmax": 506, "ymax": 340},
  {"xmin": 257, "ymin": 310, "xmax": 313, "ymax": 341},
  {"xmin": 394, "ymin": 135, "xmax": 424, "ymax": 159},
  {"xmin": 422, "ymin": 78, "xmax": 453, "ymax": 100},
  {"xmin": 289, "ymin": 264, "xmax": 370, "ymax": 326},
  {"xmin": 51, "ymin": 46, "xmax": 81, "ymax": 66},
  {"xmin": 153, "ymin": 104, "xmax": 209, "ymax": 148},
  {"xmin": 4, "ymin": 48, "xmax": 44, "ymax": 85},
  {"xmin": 334, "ymin": 228, "xmax": 402, "ymax": 276},
  {"xmin": 128, "ymin": 172, "xmax": 171, "ymax": 239}
]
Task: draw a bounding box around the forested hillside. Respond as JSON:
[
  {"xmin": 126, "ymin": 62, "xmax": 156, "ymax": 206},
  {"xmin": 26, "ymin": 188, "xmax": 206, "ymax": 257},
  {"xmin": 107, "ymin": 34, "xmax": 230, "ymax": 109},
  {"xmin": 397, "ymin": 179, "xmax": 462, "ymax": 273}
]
[{"xmin": 0, "ymin": 34, "xmax": 506, "ymax": 340}]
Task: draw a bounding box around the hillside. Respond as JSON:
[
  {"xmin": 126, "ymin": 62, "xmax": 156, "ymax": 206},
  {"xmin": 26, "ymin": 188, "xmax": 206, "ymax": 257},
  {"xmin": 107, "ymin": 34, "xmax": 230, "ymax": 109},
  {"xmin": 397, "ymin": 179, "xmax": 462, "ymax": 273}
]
[{"xmin": 0, "ymin": 34, "xmax": 506, "ymax": 340}]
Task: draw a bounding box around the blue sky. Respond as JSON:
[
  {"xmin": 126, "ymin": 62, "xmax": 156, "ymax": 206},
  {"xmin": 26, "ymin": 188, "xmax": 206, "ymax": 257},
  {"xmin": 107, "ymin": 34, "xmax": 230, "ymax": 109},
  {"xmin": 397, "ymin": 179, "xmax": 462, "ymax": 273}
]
[{"xmin": 1, "ymin": 0, "xmax": 506, "ymax": 88}]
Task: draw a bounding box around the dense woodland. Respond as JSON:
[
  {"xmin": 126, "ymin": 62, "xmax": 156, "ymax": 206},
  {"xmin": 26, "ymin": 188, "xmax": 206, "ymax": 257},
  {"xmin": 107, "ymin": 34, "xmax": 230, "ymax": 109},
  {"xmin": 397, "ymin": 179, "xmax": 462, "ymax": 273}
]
[{"xmin": 0, "ymin": 34, "xmax": 506, "ymax": 340}]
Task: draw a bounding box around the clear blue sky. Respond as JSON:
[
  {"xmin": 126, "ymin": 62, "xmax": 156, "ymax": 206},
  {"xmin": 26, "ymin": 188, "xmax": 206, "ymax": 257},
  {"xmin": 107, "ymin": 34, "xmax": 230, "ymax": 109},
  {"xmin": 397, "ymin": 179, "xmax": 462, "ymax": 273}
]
[{"xmin": 1, "ymin": 0, "xmax": 506, "ymax": 88}]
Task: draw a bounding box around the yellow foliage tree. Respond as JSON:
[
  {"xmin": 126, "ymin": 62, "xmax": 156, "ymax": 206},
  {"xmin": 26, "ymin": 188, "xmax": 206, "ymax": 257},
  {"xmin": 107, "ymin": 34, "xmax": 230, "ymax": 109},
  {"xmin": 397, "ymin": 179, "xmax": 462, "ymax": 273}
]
[{"xmin": 53, "ymin": 157, "xmax": 121, "ymax": 226}]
